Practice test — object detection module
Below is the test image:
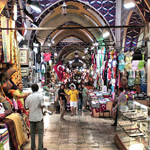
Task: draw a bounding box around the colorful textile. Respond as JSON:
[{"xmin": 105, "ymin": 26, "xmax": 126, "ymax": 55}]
[
  {"xmin": 2, "ymin": 118, "xmax": 18, "ymax": 150},
  {"xmin": 0, "ymin": 128, "xmax": 10, "ymax": 150},
  {"xmin": 2, "ymin": 100, "xmax": 12, "ymax": 110},
  {"xmin": 44, "ymin": 53, "xmax": 51, "ymax": 61},
  {"xmin": 0, "ymin": 16, "xmax": 3, "ymax": 62},
  {"xmin": 6, "ymin": 113, "xmax": 26, "ymax": 146},
  {"xmin": 5, "ymin": 97, "xmax": 13, "ymax": 107},
  {"xmin": 100, "ymin": 104, "xmax": 106, "ymax": 113},
  {"xmin": 0, "ymin": 103, "xmax": 5, "ymax": 114},
  {"xmin": 1, "ymin": 16, "xmax": 10, "ymax": 63},
  {"xmin": 16, "ymin": 114, "xmax": 29, "ymax": 141},
  {"xmin": 0, "ymin": 113, "xmax": 6, "ymax": 121}
]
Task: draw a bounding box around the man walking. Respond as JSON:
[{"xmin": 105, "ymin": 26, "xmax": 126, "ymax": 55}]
[
  {"xmin": 82, "ymin": 84, "xmax": 88, "ymax": 111},
  {"xmin": 25, "ymin": 84, "xmax": 47, "ymax": 150},
  {"xmin": 68, "ymin": 85, "xmax": 79, "ymax": 116}
]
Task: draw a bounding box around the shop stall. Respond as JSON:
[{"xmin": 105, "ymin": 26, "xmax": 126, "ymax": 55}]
[{"xmin": 114, "ymin": 100, "xmax": 150, "ymax": 150}]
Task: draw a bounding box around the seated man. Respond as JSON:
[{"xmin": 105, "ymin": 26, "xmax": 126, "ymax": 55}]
[
  {"xmin": 43, "ymin": 83, "xmax": 54, "ymax": 96},
  {"xmin": 134, "ymin": 85, "xmax": 147, "ymax": 100}
]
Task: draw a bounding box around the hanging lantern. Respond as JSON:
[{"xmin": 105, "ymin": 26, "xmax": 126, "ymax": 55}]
[{"xmin": 61, "ymin": 2, "xmax": 67, "ymax": 15}]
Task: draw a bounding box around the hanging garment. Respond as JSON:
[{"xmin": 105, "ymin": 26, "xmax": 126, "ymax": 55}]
[
  {"xmin": 113, "ymin": 50, "xmax": 117, "ymax": 59},
  {"xmin": 134, "ymin": 71, "xmax": 141, "ymax": 85},
  {"xmin": 111, "ymin": 50, "xmax": 114, "ymax": 59},
  {"xmin": 108, "ymin": 68, "xmax": 111, "ymax": 80},
  {"xmin": 119, "ymin": 61, "xmax": 125, "ymax": 71},
  {"xmin": 140, "ymin": 70, "xmax": 147, "ymax": 93},
  {"xmin": 0, "ymin": 16, "xmax": 3, "ymax": 62},
  {"xmin": 121, "ymin": 72, "xmax": 128, "ymax": 88},
  {"xmin": 138, "ymin": 54, "xmax": 145, "ymax": 70},
  {"xmin": 132, "ymin": 60, "xmax": 139, "ymax": 70},
  {"xmin": 128, "ymin": 70, "xmax": 134, "ymax": 87},
  {"xmin": 118, "ymin": 54, "xmax": 124, "ymax": 61},
  {"xmin": 1, "ymin": 16, "xmax": 9, "ymax": 63},
  {"xmin": 44, "ymin": 53, "xmax": 51, "ymax": 61}
]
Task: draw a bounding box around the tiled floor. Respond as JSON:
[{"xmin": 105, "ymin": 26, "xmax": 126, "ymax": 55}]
[{"xmin": 22, "ymin": 111, "xmax": 118, "ymax": 150}]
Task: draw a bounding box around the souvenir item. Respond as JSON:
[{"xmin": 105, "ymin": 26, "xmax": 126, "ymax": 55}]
[
  {"xmin": 138, "ymin": 53, "xmax": 145, "ymax": 70},
  {"xmin": 128, "ymin": 70, "xmax": 134, "ymax": 87},
  {"xmin": 134, "ymin": 71, "xmax": 141, "ymax": 85},
  {"xmin": 132, "ymin": 60, "xmax": 139, "ymax": 70}
]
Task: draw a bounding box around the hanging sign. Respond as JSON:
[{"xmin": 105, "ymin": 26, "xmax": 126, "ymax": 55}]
[
  {"xmin": 147, "ymin": 41, "xmax": 150, "ymax": 58},
  {"xmin": 0, "ymin": 0, "xmax": 8, "ymax": 14}
]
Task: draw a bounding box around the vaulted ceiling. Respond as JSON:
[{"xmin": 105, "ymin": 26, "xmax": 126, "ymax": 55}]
[{"xmin": 1, "ymin": 0, "xmax": 150, "ymax": 67}]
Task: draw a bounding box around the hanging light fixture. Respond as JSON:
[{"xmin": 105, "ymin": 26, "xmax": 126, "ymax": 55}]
[
  {"xmin": 102, "ymin": 29, "xmax": 110, "ymax": 38},
  {"xmin": 24, "ymin": 8, "xmax": 34, "ymax": 22},
  {"xmin": 61, "ymin": 1, "xmax": 67, "ymax": 15},
  {"xmin": 27, "ymin": 0, "xmax": 41, "ymax": 13},
  {"xmin": 124, "ymin": 0, "xmax": 135, "ymax": 9}
]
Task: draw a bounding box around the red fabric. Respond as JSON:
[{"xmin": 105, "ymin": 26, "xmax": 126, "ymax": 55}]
[
  {"xmin": 108, "ymin": 68, "xmax": 111, "ymax": 80},
  {"xmin": 113, "ymin": 51, "xmax": 117, "ymax": 59},
  {"xmin": 53, "ymin": 60, "xmax": 64, "ymax": 81},
  {"xmin": 113, "ymin": 67, "xmax": 117, "ymax": 79},
  {"xmin": 44, "ymin": 53, "xmax": 51, "ymax": 61},
  {"xmin": 17, "ymin": 99, "xmax": 28, "ymax": 115},
  {"xmin": 0, "ymin": 113, "xmax": 6, "ymax": 120},
  {"xmin": 100, "ymin": 104, "xmax": 106, "ymax": 113},
  {"xmin": 6, "ymin": 97, "xmax": 13, "ymax": 106}
]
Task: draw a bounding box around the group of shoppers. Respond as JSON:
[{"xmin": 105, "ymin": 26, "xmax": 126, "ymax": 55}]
[{"xmin": 54, "ymin": 83, "xmax": 89, "ymax": 121}]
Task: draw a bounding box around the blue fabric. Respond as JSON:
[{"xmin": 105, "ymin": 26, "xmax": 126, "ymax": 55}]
[
  {"xmin": 141, "ymin": 70, "xmax": 147, "ymax": 93},
  {"xmin": 118, "ymin": 54, "xmax": 124, "ymax": 61},
  {"xmin": 119, "ymin": 62, "xmax": 125, "ymax": 71}
]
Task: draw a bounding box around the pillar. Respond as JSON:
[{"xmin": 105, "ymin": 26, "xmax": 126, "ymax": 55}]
[{"xmin": 115, "ymin": 0, "xmax": 122, "ymax": 48}]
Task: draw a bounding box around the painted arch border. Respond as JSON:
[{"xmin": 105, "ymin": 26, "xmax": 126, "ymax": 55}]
[
  {"xmin": 29, "ymin": 0, "xmax": 115, "ymax": 46},
  {"xmin": 122, "ymin": 10, "xmax": 144, "ymax": 52}
]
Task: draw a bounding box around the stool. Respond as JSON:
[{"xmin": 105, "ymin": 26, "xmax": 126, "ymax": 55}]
[{"xmin": 103, "ymin": 110, "xmax": 110, "ymax": 118}]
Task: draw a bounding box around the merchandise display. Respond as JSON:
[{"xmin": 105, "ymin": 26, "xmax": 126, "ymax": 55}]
[
  {"xmin": 89, "ymin": 90, "xmax": 113, "ymax": 118},
  {"xmin": 114, "ymin": 101, "xmax": 150, "ymax": 150}
]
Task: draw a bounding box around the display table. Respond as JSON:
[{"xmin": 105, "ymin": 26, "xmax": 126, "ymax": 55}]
[
  {"xmin": 114, "ymin": 101, "xmax": 149, "ymax": 150},
  {"xmin": 89, "ymin": 91, "xmax": 113, "ymax": 118}
]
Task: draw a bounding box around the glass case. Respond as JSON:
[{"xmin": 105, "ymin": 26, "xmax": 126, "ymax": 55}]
[{"xmin": 114, "ymin": 101, "xmax": 150, "ymax": 150}]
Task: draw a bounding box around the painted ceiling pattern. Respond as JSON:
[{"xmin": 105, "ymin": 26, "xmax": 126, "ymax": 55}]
[
  {"xmin": 124, "ymin": 12, "xmax": 142, "ymax": 52},
  {"xmin": 31, "ymin": 0, "xmax": 116, "ymax": 26},
  {"xmin": 134, "ymin": 0, "xmax": 150, "ymax": 21}
]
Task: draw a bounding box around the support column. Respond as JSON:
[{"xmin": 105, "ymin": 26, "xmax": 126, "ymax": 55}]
[
  {"xmin": 115, "ymin": 0, "xmax": 122, "ymax": 48},
  {"xmin": 147, "ymin": 23, "xmax": 150, "ymax": 96}
]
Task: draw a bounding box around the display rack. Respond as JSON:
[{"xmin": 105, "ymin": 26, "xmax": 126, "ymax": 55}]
[{"xmin": 114, "ymin": 101, "xmax": 150, "ymax": 150}]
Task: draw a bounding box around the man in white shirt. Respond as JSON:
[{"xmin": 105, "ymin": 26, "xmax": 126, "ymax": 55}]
[{"xmin": 25, "ymin": 84, "xmax": 47, "ymax": 150}]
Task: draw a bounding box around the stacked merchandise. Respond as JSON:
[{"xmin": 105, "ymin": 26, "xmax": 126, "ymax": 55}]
[
  {"xmin": 0, "ymin": 127, "xmax": 10, "ymax": 150},
  {"xmin": 89, "ymin": 90, "xmax": 112, "ymax": 118}
]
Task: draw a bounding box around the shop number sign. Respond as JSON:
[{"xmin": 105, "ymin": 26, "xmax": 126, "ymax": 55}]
[{"xmin": 148, "ymin": 41, "xmax": 150, "ymax": 58}]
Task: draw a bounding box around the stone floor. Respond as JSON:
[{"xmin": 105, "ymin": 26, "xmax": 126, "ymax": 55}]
[{"xmin": 22, "ymin": 111, "xmax": 118, "ymax": 150}]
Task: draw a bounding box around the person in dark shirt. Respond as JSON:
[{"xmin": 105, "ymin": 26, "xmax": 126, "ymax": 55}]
[
  {"xmin": 77, "ymin": 84, "xmax": 83, "ymax": 111},
  {"xmin": 58, "ymin": 84, "xmax": 67, "ymax": 121},
  {"xmin": 134, "ymin": 85, "xmax": 147, "ymax": 100}
]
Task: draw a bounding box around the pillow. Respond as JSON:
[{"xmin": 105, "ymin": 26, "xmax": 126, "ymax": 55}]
[
  {"xmin": 0, "ymin": 113, "xmax": 6, "ymax": 121},
  {"xmin": 8, "ymin": 89, "xmax": 16, "ymax": 97},
  {"xmin": 0, "ymin": 103, "xmax": 5, "ymax": 114},
  {"xmin": 4, "ymin": 110, "xmax": 13, "ymax": 116},
  {"xmin": 2, "ymin": 80, "xmax": 13, "ymax": 95},
  {"xmin": 2, "ymin": 100, "xmax": 12, "ymax": 110},
  {"xmin": 4, "ymin": 68, "xmax": 16, "ymax": 79}
]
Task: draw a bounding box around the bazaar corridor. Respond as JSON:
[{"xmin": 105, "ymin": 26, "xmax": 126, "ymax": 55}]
[{"xmin": 23, "ymin": 112, "xmax": 118, "ymax": 150}]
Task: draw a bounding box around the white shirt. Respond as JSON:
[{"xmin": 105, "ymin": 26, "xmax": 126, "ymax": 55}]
[{"xmin": 25, "ymin": 92, "xmax": 44, "ymax": 122}]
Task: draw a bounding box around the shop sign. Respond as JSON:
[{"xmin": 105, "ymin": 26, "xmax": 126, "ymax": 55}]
[
  {"xmin": 19, "ymin": 48, "xmax": 29, "ymax": 65},
  {"xmin": 0, "ymin": 0, "xmax": 8, "ymax": 14},
  {"xmin": 147, "ymin": 41, "xmax": 150, "ymax": 58},
  {"xmin": 21, "ymin": 68, "xmax": 29, "ymax": 76}
]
